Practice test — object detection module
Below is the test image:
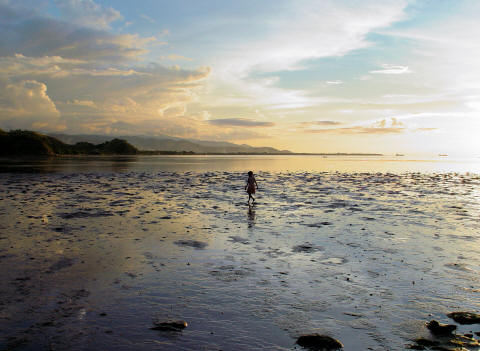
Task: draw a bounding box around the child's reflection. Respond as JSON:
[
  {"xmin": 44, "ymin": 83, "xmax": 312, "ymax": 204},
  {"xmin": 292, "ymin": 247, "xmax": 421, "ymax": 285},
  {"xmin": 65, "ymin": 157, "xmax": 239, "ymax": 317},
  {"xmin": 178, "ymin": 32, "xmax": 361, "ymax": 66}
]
[{"xmin": 247, "ymin": 204, "xmax": 256, "ymax": 228}]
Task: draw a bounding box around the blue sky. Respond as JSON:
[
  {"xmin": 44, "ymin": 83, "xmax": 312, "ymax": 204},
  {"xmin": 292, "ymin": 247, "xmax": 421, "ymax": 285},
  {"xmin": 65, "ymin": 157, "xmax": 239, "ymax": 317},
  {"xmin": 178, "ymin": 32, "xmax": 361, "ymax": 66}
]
[{"xmin": 0, "ymin": 0, "xmax": 479, "ymax": 154}]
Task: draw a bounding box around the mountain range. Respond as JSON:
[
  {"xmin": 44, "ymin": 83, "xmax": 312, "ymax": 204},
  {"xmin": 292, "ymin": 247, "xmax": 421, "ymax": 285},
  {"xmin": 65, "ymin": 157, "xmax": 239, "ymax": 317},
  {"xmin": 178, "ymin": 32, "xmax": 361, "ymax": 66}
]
[{"xmin": 48, "ymin": 133, "xmax": 292, "ymax": 154}]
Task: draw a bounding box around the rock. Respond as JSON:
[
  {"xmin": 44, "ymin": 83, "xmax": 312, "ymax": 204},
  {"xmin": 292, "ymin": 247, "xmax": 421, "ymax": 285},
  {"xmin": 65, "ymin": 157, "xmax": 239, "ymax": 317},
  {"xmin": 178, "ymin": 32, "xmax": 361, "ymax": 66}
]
[
  {"xmin": 426, "ymin": 320, "xmax": 456, "ymax": 335},
  {"xmin": 406, "ymin": 344, "xmax": 425, "ymax": 350},
  {"xmin": 292, "ymin": 243, "xmax": 323, "ymax": 253},
  {"xmin": 413, "ymin": 338, "xmax": 439, "ymax": 347},
  {"xmin": 151, "ymin": 319, "xmax": 188, "ymax": 331},
  {"xmin": 174, "ymin": 240, "xmax": 207, "ymax": 249},
  {"xmin": 447, "ymin": 311, "xmax": 480, "ymax": 325},
  {"xmin": 296, "ymin": 334, "xmax": 343, "ymax": 350}
]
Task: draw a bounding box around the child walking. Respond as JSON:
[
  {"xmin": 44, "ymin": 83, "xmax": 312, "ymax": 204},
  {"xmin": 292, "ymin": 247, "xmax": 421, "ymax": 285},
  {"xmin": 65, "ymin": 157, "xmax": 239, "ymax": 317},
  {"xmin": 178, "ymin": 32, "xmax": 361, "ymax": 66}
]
[{"xmin": 245, "ymin": 171, "xmax": 258, "ymax": 204}]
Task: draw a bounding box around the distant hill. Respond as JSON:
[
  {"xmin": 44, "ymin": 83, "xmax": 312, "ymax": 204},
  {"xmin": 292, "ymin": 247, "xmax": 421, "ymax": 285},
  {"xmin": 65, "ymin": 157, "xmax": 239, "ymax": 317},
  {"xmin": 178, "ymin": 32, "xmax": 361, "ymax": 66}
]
[
  {"xmin": 49, "ymin": 133, "xmax": 292, "ymax": 154},
  {"xmin": 0, "ymin": 130, "xmax": 138, "ymax": 156}
]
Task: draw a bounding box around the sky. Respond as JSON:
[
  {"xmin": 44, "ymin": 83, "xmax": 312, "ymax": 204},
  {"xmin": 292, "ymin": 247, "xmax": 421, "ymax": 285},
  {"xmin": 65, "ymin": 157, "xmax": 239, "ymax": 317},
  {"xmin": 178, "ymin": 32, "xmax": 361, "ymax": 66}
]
[{"xmin": 0, "ymin": 0, "xmax": 479, "ymax": 155}]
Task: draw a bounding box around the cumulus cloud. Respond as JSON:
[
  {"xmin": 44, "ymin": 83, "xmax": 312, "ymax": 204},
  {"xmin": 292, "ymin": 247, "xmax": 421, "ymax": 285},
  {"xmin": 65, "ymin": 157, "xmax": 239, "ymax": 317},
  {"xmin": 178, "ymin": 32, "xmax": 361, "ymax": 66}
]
[
  {"xmin": 54, "ymin": 0, "xmax": 123, "ymax": 29},
  {"xmin": 208, "ymin": 118, "xmax": 274, "ymax": 127},
  {"xmin": 0, "ymin": 0, "xmax": 213, "ymax": 134},
  {"xmin": 370, "ymin": 64, "xmax": 411, "ymax": 74},
  {"xmin": 0, "ymin": 79, "xmax": 60, "ymax": 129}
]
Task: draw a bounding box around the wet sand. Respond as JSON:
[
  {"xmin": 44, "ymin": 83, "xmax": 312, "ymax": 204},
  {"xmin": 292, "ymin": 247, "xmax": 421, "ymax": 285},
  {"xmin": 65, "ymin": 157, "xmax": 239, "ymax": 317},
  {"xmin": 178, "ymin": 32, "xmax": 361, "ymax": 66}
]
[{"xmin": 0, "ymin": 170, "xmax": 479, "ymax": 350}]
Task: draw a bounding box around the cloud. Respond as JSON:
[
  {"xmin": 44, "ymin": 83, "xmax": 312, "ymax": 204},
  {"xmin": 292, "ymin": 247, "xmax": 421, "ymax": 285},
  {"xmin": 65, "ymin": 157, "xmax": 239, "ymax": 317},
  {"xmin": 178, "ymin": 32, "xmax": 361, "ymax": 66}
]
[
  {"xmin": 300, "ymin": 120, "xmax": 342, "ymax": 126},
  {"xmin": 307, "ymin": 126, "xmax": 405, "ymax": 134},
  {"xmin": 370, "ymin": 64, "xmax": 411, "ymax": 74},
  {"xmin": 303, "ymin": 117, "xmax": 435, "ymax": 135},
  {"xmin": 166, "ymin": 54, "xmax": 193, "ymax": 61},
  {"xmin": 0, "ymin": 0, "xmax": 211, "ymax": 135},
  {"xmin": 325, "ymin": 80, "xmax": 343, "ymax": 85},
  {"xmin": 140, "ymin": 14, "xmax": 156, "ymax": 23},
  {"xmin": 0, "ymin": 3, "xmax": 153, "ymax": 62},
  {"xmin": 203, "ymin": 1, "xmax": 410, "ymax": 113},
  {"xmin": 0, "ymin": 79, "xmax": 60, "ymax": 129},
  {"xmin": 54, "ymin": 0, "xmax": 123, "ymax": 29},
  {"xmin": 207, "ymin": 118, "xmax": 275, "ymax": 127}
]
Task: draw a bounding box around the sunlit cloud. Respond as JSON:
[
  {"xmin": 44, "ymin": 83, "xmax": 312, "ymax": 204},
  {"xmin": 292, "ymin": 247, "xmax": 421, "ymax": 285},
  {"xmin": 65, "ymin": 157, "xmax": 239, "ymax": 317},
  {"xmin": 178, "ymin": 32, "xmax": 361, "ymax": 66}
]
[
  {"xmin": 300, "ymin": 121, "xmax": 342, "ymax": 126},
  {"xmin": 326, "ymin": 80, "xmax": 343, "ymax": 85},
  {"xmin": 208, "ymin": 118, "xmax": 274, "ymax": 127},
  {"xmin": 166, "ymin": 54, "xmax": 193, "ymax": 61},
  {"xmin": 370, "ymin": 64, "xmax": 411, "ymax": 74},
  {"xmin": 0, "ymin": 80, "xmax": 60, "ymax": 130},
  {"xmin": 303, "ymin": 117, "xmax": 435, "ymax": 135}
]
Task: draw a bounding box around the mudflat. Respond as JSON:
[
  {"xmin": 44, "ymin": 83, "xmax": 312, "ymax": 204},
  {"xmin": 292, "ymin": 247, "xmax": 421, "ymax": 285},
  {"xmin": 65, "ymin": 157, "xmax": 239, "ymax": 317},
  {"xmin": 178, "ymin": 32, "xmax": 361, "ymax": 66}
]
[{"xmin": 0, "ymin": 170, "xmax": 479, "ymax": 350}]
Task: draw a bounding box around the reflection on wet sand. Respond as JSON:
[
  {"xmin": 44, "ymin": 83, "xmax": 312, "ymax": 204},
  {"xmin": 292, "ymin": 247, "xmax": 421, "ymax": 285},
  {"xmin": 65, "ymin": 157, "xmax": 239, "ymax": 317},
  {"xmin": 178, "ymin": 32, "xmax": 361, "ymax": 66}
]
[
  {"xmin": 0, "ymin": 170, "xmax": 479, "ymax": 350},
  {"xmin": 247, "ymin": 204, "xmax": 256, "ymax": 228}
]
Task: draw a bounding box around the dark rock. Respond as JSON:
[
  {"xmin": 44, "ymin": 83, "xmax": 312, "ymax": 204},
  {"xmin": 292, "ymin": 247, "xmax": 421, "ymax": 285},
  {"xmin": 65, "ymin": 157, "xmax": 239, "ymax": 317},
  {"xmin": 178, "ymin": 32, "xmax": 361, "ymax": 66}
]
[
  {"xmin": 292, "ymin": 243, "xmax": 322, "ymax": 253},
  {"xmin": 407, "ymin": 345, "xmax": 426, "ymax": 350},
  {"xmin": 413, "ymin": 338, "xmax": 439, "ymax": 347},
  {"xmin": 426, "ymin": 320, "xmax": 456, "ymax": 335},
  {"xmin": 305, "ymin": 222, "xmax": 332, "ymax": 228},
  {"xmin": 447, "ymin": 311, "xmax": 480, "ymax": 325},
  {"xmin": 296, "ymin": 334, "xmax": 343, "ymax": 350},
  {"xmin": 151, "ymin": 319, "xmax": 188, "ymax": 331},
  {"xmin": 174, "ymin": 240, "xmax": 207, "ymax": 249}
]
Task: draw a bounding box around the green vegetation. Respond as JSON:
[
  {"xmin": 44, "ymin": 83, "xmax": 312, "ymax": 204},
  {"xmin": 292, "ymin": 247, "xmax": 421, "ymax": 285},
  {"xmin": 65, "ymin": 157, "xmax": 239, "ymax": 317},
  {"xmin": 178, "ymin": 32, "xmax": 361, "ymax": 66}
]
[{"xmin": 0, "ymin": 130, "xmax": 138, "ymax": 156}]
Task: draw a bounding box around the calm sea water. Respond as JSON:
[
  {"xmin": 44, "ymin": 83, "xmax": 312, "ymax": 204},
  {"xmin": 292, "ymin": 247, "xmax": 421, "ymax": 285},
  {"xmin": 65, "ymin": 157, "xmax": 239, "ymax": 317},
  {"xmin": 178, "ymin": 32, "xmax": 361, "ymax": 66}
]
[{"xmin": 1, "ymin": 154, "xmax": 480, "ymax": 173}]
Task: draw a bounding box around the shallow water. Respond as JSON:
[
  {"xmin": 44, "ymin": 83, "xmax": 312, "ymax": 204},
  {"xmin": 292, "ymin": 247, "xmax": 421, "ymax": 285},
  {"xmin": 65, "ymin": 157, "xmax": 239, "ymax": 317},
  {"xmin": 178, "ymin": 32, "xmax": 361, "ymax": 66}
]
[
  {"xmin": 1, "ymin": 154, "xmax": 480, "ymax": 173},
  {"xmin": 1, "ymin": 159, "xmax": 479, "ymax": 350}
]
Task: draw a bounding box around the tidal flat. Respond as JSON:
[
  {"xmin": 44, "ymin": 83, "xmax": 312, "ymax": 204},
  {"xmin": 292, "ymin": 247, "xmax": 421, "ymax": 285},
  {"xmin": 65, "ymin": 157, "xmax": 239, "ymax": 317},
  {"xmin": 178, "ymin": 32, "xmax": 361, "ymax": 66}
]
[{"xmin": 0, "ymin": 169, "xmax": 479, "ymax": 350}]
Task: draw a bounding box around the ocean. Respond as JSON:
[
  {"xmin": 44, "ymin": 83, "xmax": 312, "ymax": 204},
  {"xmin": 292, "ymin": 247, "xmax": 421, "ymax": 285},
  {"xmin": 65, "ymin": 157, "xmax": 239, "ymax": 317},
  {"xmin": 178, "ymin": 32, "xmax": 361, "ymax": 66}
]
[{"xmin": 1, "ymin": 154, "xmax": 480, "ymax": 173}]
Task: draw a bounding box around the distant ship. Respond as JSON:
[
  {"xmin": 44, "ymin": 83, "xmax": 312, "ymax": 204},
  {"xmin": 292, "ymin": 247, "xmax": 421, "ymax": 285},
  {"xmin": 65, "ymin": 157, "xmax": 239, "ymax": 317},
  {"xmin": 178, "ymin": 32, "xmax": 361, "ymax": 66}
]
[
  {"xmin": 438, "ymin": 154, "xmax": 448, "ymax": 157},
  {"xmin": 395, "ymin": 153, "xmax": 404, "ymax": 156}
]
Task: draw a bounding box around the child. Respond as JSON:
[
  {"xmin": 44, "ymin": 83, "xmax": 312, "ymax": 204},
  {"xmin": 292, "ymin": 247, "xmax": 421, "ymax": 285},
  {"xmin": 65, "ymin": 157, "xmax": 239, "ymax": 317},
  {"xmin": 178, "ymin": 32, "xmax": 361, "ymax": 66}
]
[{"xmin": 245, "ymin": 171, "xmax": 258, "ymax": 203}]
